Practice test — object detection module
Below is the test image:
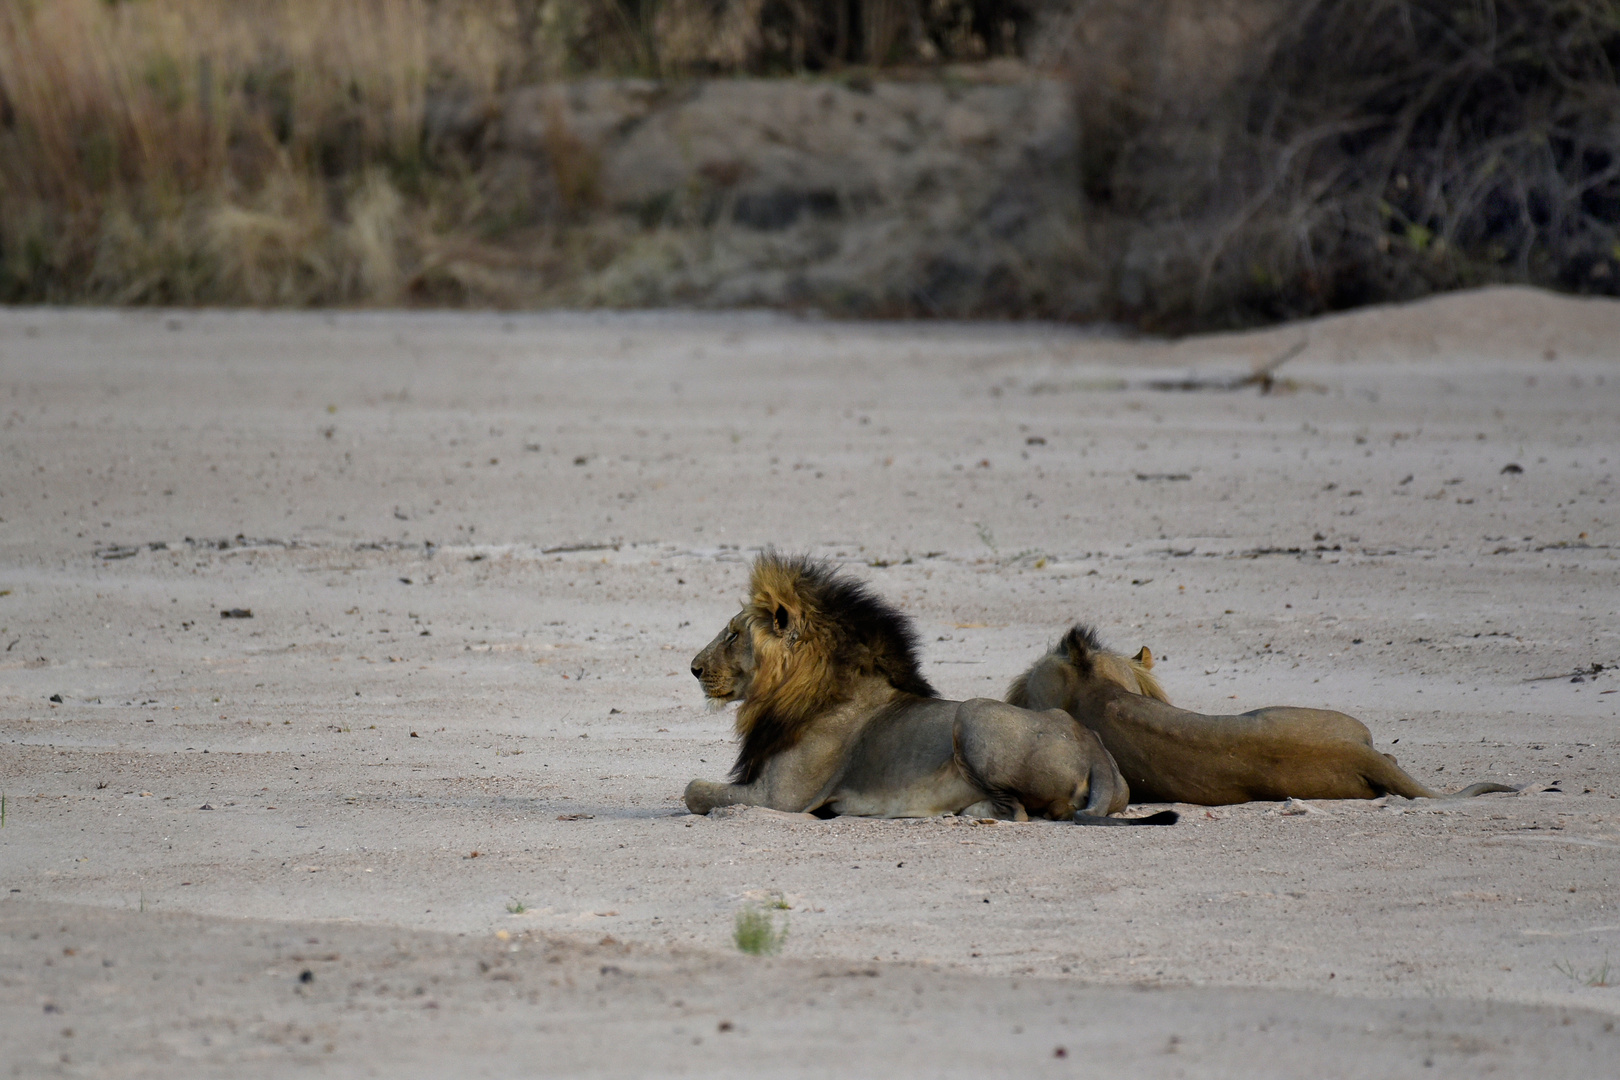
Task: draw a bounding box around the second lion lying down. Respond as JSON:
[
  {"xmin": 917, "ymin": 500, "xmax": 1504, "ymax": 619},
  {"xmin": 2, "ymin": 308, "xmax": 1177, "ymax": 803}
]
[
  {"xmin": 1008, "ymin": 624, "xmax": 1516, "ymax": 805},
  {"xmin": 684, "ymin": 554, "xmax": 1175, "ymax": 825}
]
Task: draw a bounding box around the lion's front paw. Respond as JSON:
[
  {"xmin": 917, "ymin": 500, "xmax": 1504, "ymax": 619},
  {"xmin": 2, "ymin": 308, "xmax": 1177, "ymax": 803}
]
[{"xmin": 684, "ymin": 779, "xmax": 724, "ymax": 815}]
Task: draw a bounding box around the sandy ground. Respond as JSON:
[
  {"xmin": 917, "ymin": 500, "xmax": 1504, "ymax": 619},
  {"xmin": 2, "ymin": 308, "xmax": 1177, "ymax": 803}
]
[{"xmin": 1, "ymin": 286, "xmax": 1618, "ymax": 1076}]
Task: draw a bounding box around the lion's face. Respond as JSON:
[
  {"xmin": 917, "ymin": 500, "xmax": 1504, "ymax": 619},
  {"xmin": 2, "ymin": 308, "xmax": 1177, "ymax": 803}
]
[{"xmin": 691, "ymin": 611, "xmax": 756, "ymax": 703}]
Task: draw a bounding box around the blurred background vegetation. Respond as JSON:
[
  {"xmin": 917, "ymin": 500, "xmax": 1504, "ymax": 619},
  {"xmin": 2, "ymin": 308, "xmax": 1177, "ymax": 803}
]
[{"xmin": 1, "ymin": 0, "xmax": 1616, "ymax": 327}]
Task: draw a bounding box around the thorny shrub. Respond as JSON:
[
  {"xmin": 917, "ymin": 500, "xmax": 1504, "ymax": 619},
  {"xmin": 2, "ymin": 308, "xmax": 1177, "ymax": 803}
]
[{"xmin": 1099, "ymin": 0, "xmax": 1620, "ymax": 328}]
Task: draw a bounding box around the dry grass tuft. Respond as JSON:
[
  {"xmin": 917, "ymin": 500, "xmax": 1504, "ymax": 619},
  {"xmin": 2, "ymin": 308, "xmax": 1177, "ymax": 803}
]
[
  {"xmin": 0, "ymin": 0, "xmax": 529, "ymax": 304},
  {"xmin": 0, "ymin": 0, "xmax": 1035, "ymax": 306}
]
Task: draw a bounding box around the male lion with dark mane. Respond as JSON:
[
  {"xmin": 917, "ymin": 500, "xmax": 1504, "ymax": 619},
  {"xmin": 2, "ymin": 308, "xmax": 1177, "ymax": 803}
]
[
  {"xmin": 684, "ymin": 555, "xmax": 1176, "ymax": 825},
  {"xmin": 1009, "ymin": 624, "xmax": 1517, "ymax": 805}
]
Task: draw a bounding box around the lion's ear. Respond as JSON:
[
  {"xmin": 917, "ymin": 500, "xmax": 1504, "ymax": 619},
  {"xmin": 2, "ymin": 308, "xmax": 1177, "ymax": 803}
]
[
  {"xmin": 1133, "ymin": 646, "xmax": 1154, "ymax": 670},
  {"xmin": 774, "ymin": 604, "xmax": 791, "ymax": 633}
]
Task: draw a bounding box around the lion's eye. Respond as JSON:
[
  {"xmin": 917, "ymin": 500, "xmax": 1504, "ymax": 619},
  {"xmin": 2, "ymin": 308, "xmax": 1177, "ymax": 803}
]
[{"xmin": 725, "ymin": 630, "xmax": 739, "ymax": 644}]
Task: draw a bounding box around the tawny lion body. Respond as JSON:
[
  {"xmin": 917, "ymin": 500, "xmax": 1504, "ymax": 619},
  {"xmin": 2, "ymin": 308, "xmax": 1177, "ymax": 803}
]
[
  {"xmin": 685, "ymin": 556, "xmax": 1175, "ymax": 825},
  {"xmin": 1009, "ymin": 625, "xmax": 1516, "ymax": 806}
]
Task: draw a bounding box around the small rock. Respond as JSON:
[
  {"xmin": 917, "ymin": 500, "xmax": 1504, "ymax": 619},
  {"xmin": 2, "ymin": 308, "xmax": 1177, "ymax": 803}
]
[{"xmin": 219, "ymin": 608, "xmax": 252, "ymax": 619}]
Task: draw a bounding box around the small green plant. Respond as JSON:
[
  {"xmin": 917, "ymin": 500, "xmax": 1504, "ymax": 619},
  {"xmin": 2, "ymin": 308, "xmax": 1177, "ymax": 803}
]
[
  {"xmin": 1553, "ymin": 957, "xmax": 1613, "ymax": 988},
  {"xmin": 733, "ymin": 904, "xmax": 788, "ymax": 955},
  {"xmin": 506, "ymin": 898, "xmax": 527, "ymax": 914},
  {"xmin": 1006, "ymin": 548, "xmax": 1045, "ymax": 568},
  {"xmin": 975, "ymin": 522, "xmax": 998, "ymax": 555}
]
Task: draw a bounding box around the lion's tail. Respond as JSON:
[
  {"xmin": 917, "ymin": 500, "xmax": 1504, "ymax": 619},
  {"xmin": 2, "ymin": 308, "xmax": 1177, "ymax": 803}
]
[
  {"xmin": 1441, "ymin": 781, "xmax": 1519, "ymax": 798},
  {"xmin": 1360, "ymin": 753, "xmax": 1442, "ymax": 798},
  {"xmin": 1362, "ymin": 752, "xmax": 1516, "ymax": 800},
  {"xmin": 1073, "ymin": 810, "xmax": 1179, "ymax": 826}
]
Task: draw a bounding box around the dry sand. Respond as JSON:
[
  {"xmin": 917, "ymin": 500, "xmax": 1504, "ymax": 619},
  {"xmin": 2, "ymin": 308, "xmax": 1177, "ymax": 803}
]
[{"xmin": 1, "ymin": 286, "xmax": 1618, "ymax": 1076}]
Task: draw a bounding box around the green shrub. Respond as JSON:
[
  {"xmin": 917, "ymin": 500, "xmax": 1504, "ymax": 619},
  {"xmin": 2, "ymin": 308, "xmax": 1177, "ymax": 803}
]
[{"xmin": 733, "ymin": 904, "xmax": 788, "ymax": 955}]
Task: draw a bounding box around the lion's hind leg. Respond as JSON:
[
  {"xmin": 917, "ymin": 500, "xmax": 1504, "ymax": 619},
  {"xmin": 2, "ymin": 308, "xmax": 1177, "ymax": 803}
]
[
  {"xmin": 953, "ymin": 700, "xmax": 1145, "ymax": 822},
  {"xmin": 949, "ymin": 719, "xmax": 1026, "ymax": 820},
  {"xmin": 951, "ymin": 702, "xmax": 1058, "ymax": 819}
]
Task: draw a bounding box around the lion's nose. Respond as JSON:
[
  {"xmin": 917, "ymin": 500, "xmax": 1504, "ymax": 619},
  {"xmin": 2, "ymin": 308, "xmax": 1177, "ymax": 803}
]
[{"xmin": 691, "ymin": 664, "xmax": 703, "ymax": 680}]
